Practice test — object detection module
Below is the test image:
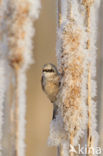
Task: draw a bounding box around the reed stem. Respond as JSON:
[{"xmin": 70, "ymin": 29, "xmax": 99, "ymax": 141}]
[
  {"xmin": 15, "ymin": 68, "xmax": 19, "ymax": 156},
  {"xmin": 57, "ymin": 145, "xmax": 64, "ymax": 156},
  {"xmin": 70, "ymin": 135, "xmax": 74, "ymax": 156},
  {"xmin": 83, "ymin": 1, "xmax": 94, "ymax": 155}
]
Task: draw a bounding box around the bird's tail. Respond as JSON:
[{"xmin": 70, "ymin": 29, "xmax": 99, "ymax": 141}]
[{"xmin": 52, "ymin": 103, "xmax": 58, "ymax": 120}]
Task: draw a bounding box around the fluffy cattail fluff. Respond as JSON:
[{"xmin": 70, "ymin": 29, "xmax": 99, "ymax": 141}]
[
  {"xmin": 49, "ymin": 0, "xmax": 100, "ymax": 155},
  {"xmin": 49, "ymin": 0, "xmax": 88, "ymax": 147},
  {"xmin": 7, "ymin": 0, "xmax": 41, "ymax": 69},
  {"xmin": 0, "ymin": 0, "xmax": 41, "ymax": 155},
  {"xmin": 61, "ymin": 21, "xmax": 88, "ymax": 146},
  {"xmin": 0, "ymin": 0, "xmax": 41, "ymax": 156}
]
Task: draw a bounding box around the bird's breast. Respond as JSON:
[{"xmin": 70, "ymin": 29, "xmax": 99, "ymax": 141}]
[
  {"xmin": 45, "ymin": 80, "xmax": 59, "ymax": 102},
  {"xmin": 45, "ymin": 81, "xmax": 58, "ymax": 93}
]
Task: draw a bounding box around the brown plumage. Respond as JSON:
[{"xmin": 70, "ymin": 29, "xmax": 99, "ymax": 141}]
[{"xmin": 41, "ymin": 63, "xmax": 61, "ymax": 119}]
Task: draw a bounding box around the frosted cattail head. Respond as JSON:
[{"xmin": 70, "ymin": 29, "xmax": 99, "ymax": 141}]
[{"xmin": 9, "ymin": 53, "xmax": 24, "ymax": 70}]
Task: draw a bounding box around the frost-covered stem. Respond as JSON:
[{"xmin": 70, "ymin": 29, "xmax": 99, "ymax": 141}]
[
  {"xmin": 83, "ymin": 1, "xmax": 94, "ymax": 154},
  {"xmin": 0, "ymin": 61, "xmax": 7, "ymax": 155},
  {"xmin": 69, "ymin": 135, "xmax": 74, "ymax": 156},
  {"xmin": 0, "ymin": 0, "xmax": 41, "ymax": 155},
  {"xmin": 6, "ymin": 0, "xmax": 41, "ymax": 155},
  {"xmin": 55, "ymin": 0, "xmax": 88, "ymax": 152},
  {"xmin": 57, "ymin": 145, "xmax": 63, "ymax": 156},
  {"xmin": 0, "ymin": 1, "xmax": 9, "ymax": 155},
  {"xmin": 52, "ymin": 0, "xmax": 100, "ymax": 156},
  {"xmin": 87, "ymin": 66, "xmax": 92, "ymax": 155},
  {"xmin": 15, "ymin": 68, "xmax": 19, "ymax": 156},
  {"xmin": 56, "ymin": 1, "xmax": 65, "ymax": 156},
  {"xmin": 99, "ymin": 1, "xmax": 103, "ymax": 148},
  {"xmin": 87, "ymin": 7, "xmax": 93, "ymax": 156},
  {"xmin": 83, "ymin": 1, "xmax": 99, "ymax": 155}
]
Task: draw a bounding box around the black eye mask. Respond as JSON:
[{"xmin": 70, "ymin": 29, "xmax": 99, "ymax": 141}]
[{"xmin": 43, "ymin": 69, "xmax": 55, "ymax": 72}]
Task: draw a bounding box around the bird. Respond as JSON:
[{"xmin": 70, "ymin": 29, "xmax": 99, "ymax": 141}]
[{"xmin": 41, "ymin": 63, "xmax": 61, "ymax": 120}]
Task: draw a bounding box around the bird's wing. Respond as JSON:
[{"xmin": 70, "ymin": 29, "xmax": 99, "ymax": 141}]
[
  {"xmin": 52, "ymin": 104, "xmax": 58, "ymax": 120},
  {"xmin": 59, "ymin": 80, "xmax": 61, "ymax": 87},
  {"xmin": 41, "ymin": 76, "xmax": 44, "ymax": 91}
]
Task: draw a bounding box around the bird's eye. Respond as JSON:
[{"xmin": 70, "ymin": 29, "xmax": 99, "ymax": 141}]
[
  {"xmin": 50, "ymin": 69, "xmax": 54, "ymax": 72},
  {"xmin": 43, "ymin": 69, "xmax": 55, "ymax": 72}
]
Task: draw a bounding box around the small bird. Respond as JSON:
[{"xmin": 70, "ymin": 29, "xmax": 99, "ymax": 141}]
[{"xmin": 41, "ymin": 63, "xmax": 61, "ymax": 119}]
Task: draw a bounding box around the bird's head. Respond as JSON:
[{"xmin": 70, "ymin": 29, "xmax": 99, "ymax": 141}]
[{"xmin": 42, "ymin": 63, "xmax": 58, "ymax": 78}]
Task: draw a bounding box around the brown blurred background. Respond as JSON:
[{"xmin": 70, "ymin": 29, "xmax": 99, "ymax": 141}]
[{"xmin": 26, "ymin": 0, "xmax": 57, "ymax": 156}]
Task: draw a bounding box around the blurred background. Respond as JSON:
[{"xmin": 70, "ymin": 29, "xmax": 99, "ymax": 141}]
[
  {"xmin": 26, "ymin": 0, "xmax": 57, "ymax": 156},
  {"xmin": 26, "ymin": 0, "xmax": 103, "ymax": 156}
]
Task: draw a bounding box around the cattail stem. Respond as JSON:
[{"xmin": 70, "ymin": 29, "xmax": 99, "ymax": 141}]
[
  {"xmin": 83, "ymin": 1, "xmax": 94, "ymax": 155},
  {"xmin": 15, "ymin": 68, "xmax": 19, "ymax": 156},
  {"xmin": 87, "ymin": 66, "xmax": 92, "ymax": 155},
  {"xmin": 86, "ymin": 6, "xmax": 91, "ymax": 32},
  {"xmin": 57, "ymin": 145, "xmax": 64, "ymax": 156},
  {"xmin": 70, "ymin": 135, "xmax": 74, "ymax": 156},
  {"xmin": 86, "ymin": 8, "xmax": 92, "ymax": 155}
]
